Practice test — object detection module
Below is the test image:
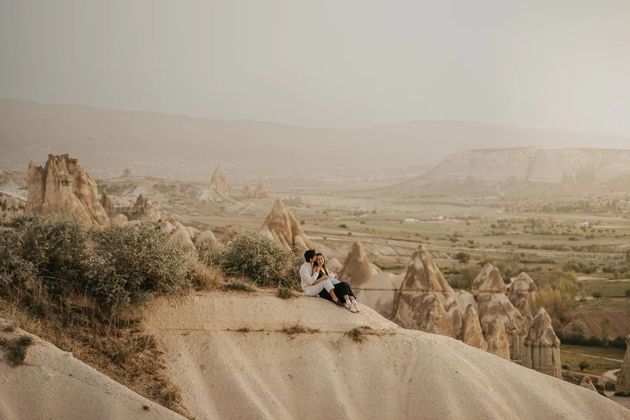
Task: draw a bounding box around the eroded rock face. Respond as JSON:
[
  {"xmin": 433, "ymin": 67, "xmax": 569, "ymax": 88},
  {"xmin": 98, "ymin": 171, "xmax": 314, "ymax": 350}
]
[
  {"xmin": 524, "ymin": 308, "xmax": 562, "ymax": 378},
  {"xmin": 338, "ymin": 241, "xmax": 381, "ymax": 287},
  {"xmin": 477, "ymin": 293, "xmax": 526, "ymax": 360},
  {"xmin": 210, "ymin": 167, "xmax": 231, "ymax": 195},
  {"xmin": 390, "ymin": 246, "xmax": 455, "ymax": 338},
  {"xmin": 472, "ymin": 263, "xmax": 507, "ymax": 294},
  {"xmin": 26, "ymin": 154, "xmax": 109, "ymax": 226},
  {"xmin": 508, "ymin": 272, "xmax": 538, "ymax": 315},
  {"xmin": 615, "ymin": 335, "xmax": 630, "ymax": 395},
  {"xmin": 261, "ymin": 199, "xmax": 312, "ymax": 252},
  {"xmin": 129, "ymin": 194, "xmax": 159, "ymax": 221},
  {"xmin": 0, "ymin": 192, "xmax": 26, "ymax": 220},
  {"xmin": 100, "ymin": 191, "xmax": 115, "ymax": 216},
  {"xmin": 579, "ymin": 377, "xmax": 598, "ymax": 393},
  {"xmin": 461, "ymin": 305, "xmax": 488, "ymax": 351},
  {"xmin": 445, "ymin": 290, "xmax": 477, "ymax": 338},
  {"xmin": 240, "ymin": 183, "xmax": 268, "ymax": 200},
  {"xmin": 486, "ymin": 319, "xmax": 510, "ymax": 360}
]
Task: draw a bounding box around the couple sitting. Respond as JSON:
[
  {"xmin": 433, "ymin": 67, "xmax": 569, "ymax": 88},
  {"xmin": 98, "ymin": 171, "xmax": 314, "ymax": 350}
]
[{"xmin": 300, "ymin": 249, "xmax": 360, "ymax": 313}]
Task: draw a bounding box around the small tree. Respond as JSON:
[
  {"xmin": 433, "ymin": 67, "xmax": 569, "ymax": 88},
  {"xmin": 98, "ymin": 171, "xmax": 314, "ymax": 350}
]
[
  {"xmin": 625, "ymin": 289, "xmax": 630, "ymax": 299},
  {"xmin": 592, "ymin": 291, "xmax": 602, "ymax": 299}
]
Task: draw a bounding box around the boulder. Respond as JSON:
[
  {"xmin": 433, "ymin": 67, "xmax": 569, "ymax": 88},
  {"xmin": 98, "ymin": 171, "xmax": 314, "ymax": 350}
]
[
  {"xmin": 326, "ymin": 258, "xmax": 342, "ymax": 274},
  {"xmin": 210, "ymin": 167, "xmax": 231, "ymax": 195},
  {"xmin": 26, "ymin": 154, "xmax": 109, "ymax": 226},
  {"xmin": 472, "ymin": 263, "xmax": 507, "ymax": 294},
  {"xmin": 524, "ymin": 308, "xmax": 562, "ymax": 378},
  {"xmin": 616, "ymin": 334, "xmax": 630, "ymax": 395},
  {"xmin": 508, "ymin": 272, "xmax": 538, "ymax": 315},
  {"xmin": 197, "ymin": 229, "xmax": 217, "ymax": 245},
  {"xmin": 486, "ymin": 318, "xmax": 510, "ymax": 360},
  {"xmin": 461, "ymin": 305, "xmax": 488, "ymax": 351},
  {"xmin": 338, "ymin": 241, "xmax": 381, "ymax": 287},
  {"xmin": 261, "ymin": 199, "xmax": 312, "ymax": 252},
  {"xmin": 109, "ymin": 214, "xmax": 128, "ymax": 225}
]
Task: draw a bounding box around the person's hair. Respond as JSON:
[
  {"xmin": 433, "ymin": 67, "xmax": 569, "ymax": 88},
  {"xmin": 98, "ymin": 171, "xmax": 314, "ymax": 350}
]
[
  {"xmin": 304, "ymin": 249, "xmax": 316, "ymax": 262},
  {"xmin": 315, "ymin": 253, "xmax": 328, "ymax": 274}
]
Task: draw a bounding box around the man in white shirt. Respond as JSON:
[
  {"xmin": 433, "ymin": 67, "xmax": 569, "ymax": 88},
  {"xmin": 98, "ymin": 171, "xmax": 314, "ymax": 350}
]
[{"xmin": 300, "ymin": 249, "xmax": 344, "ymax": 306}]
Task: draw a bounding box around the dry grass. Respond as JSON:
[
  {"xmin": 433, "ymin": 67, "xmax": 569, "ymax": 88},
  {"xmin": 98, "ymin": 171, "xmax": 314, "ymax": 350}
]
[
  {"xmin": 281, "ymin": 324, "xmax": 320, "ymax": 336},
  {"xmin": 0, "ymin": 296, "xmax": 190, "ymax": 417},
  {"xmin": 224, "ymin": 278, "xmax": 254, "ymax": 292},
  {"xmin": 190, "ymin": 258, "xmax": 223, "ymax": 290}
]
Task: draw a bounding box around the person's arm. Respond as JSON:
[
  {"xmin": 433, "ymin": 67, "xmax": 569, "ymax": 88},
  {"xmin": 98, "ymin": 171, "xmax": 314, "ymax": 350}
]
[{"xmin": 300, "ymin": 264, "xmax": 323, "ymax": 287}]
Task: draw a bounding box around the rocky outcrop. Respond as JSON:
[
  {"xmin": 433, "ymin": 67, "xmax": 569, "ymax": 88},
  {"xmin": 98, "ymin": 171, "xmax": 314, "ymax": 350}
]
[
  {"xmin": 616, "ymin": 334, "xmax": 630, "ymax": 395},
  {"xmin": 210, "ymin": 167, "xmax": 231, "ymax": 195},
  {"xmin": 524, "ymin": 308, "xmax": 562, "ymax": 378},
  {"xmin": 390, "ymin": 246, "xmax": 454, "ymax": 337},
  {"xmin": 241, "ymin": 183, "xmax": 269, "ymax": 200},
  {"xmin": 461, "ymin": 305, "xmax": 488, "ymax": 351},
  {"xmin": 477, "ymin": 293, "xmax": 526, "ymax": 360},
  {"xmin": 0, "ymin": 192, "xmax": 26, "ymax": 220},
  {"xmin": 26, "ymin": 154, "xmax": 109, "ymax": 226},
  {"xmin": 100, "ymin": 191, "xmax": 115, "ymax": 216},
  {"xmin": 338, "ymin": 241, "xmax": 381, "ymax": 287},
  {"xmin": 444, "ymin": 290, "xmax": 477, "ymax": 338},
  {"xmin": 486, "ymin": 319, "xmax": 510, "ymax": 360},
  {"xmin": 579, "ymin": 377, "xmax": 598, "ymax": 393},
  {"xmin": 129, "ymin": 194, "xmax": 159, "ymax": 221},
  {"xmin": 261, "ymin": 199, "xmax": 312, "ymax": 252},
  {"xmin": 508, "ymin": 272, "xmax": 538, "ymax": 315},
  {"xmin": 472, "ymin": 263, "xmax": 507, "ymax": 294},
  {"xmin": 197, "ymin": 229, "xmax": 217, "ymax": 245}
]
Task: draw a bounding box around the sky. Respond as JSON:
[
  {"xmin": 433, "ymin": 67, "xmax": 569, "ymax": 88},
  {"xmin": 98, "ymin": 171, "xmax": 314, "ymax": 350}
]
[{"xmin": 1, "ymin": 0, "xmax": 630, "ymax": 135}]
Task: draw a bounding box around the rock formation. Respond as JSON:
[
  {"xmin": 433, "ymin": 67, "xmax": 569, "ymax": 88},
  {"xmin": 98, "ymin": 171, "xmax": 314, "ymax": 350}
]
[
  {"xmin": 477, "ymin": 293, "xmax": 526, "ymax": 360},
  {"xmin": 241, "ymin": 183, "xmax": 269, "ymax": 200},
  {"xmin": 129, "ymin": 194, "xmax": 159, "ymax": 221},
  {"xmin": 100, "ymin": 191, "xmax": 115, "ymax": 216},
  {"xmin": 461, "ymin": 305, "xmax": 488, "ymax": 351},
  {"xmin": 26, "ymin": 154, "xmax": 109, "ymax": 226},
  {"xmin": 444, "ymin": 290, "xmax": 477, "ymax": 338},
  {"xmin": 253, "ymin": 183, "xmax": 268, "ymax": 199},
  {"xmin": 579, "ymin": 376, "xmax": 598, "ymax": 393},
  {"xmin": 210, "ymin": 167, "xmax": 231, "ymax": 195},
  {"xmin": 197, "ymin": 229, "xmax": 217, "ymax": 245},
  {"xmin": 472, "ymin": 263, "xmax": 507, "ymax": 294},
  {"xmin": 390, "ymin": 245, "xmax": 454, "ymax": 337},
  {"xmin": 508, "ymin": 272, "xmax": 538, "ymax": 315},
  {"xmin": 486, "ymin": 319, "xmax": 510, "ymax": 360},
  {"xmin": 261, "ymin": 199, "xmax": 312, "ymax": 252},
  {"xmin": 0, "ymin": 192, "xmax": 26, "ymax": 220},
  {"xmin": 338, "ymin": 241, "xmax": 381, "ymax": 287},
  {"xmin": 523, "ymin": 308, "xmax": 562, "ymax": 378},
  {"xmin": 616, "ymin": 334, "xmax": 630, "ymax": 395}
]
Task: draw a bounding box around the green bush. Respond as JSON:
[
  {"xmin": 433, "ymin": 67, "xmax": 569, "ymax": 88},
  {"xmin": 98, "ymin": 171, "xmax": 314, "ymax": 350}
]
[
  {"xmin": 87, "ymin": 223, "xmax": 194, "ymax": 314},
  {"xmin": 196, "ymin": 241, "xmax": 225, "ymax": 266},
  {"xmin": 0, "ymin": 230, "xmax": 36, "ymax": 290},
  {"xmin": 578, "ymin": 360, "xmax": 590, "ymax": 371},
  {"xmin": 20, "ymin": 216, "xmax": 89, "ymax": 295},
  {"xmin": 221, "ymin": 232, "xmax": 298, "ymax": 288},
  {"xmin": 592, "ymin": 291, "xmax": 602, "ymax": 299},
  {"xmin": 454, "ymin": 252, "xmax": 470, "ymax": 264}
]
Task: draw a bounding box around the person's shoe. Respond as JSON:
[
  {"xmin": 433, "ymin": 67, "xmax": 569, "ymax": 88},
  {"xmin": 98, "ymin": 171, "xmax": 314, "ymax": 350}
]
[
  {"xmin": 333, "ymin": 299, "xmax": 345, "ymax": 307},
  {"xmin": 345, "ymin": 301, "xmax": 357, "ymax": 312},
  {"xmin": 352, "ymin": 301, "xmax": 361, "ymax": 312}
]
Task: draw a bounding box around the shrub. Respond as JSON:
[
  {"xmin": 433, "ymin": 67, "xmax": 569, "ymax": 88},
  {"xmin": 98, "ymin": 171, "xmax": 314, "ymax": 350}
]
[
  {"xmin": 196, "ymin": 241, "xmax": 225, "ymax": 266},
  {"xmin": 86, "ymin": 223, "xmax": 194, "ymax": 314},
  {"xmin": 19, "ymin": 216, "xmax": 89, "ymax": 295},
  {"xmin": 0, "ymin": 230, "xmax": 36, "ymax": 290},
  {"xmin": 0, "ymin": 335, "xmax": 33, "ymax": 366},
  {"xmin": 578, "ymin": 360, "xmax": 590, "ymax": 371},
  {"xmin": 455, "ymin": 252, "xmax": 470, "ymax": 264},
  {"xmin": 224, "ymin": 278, "xmax": 253, "ymax": 291},
  {"xmin": 221, "ymin": 232, "xmax": 298, "ymax": 288},
  {"xmin": 625, "ymin": 289, "xmax": 630, "ymax": 299},
  {"xmin": 592, "ymin": 291, "xmax": 602, "ymax": 299},
  {"xmin": 276, "ymin": 285, "xmax": 292, "ymax": 299},
  {"xmin": 338, "ymin": 224, "xmax": 348, "ymax": 229}
]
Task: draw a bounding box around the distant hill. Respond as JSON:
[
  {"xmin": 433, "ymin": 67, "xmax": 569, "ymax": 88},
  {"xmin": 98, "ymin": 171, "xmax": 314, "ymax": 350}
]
[
  {"xmin": 391, "ymin": 148, "xmax": 630, "ymax": 198},
  {"xmin": 2, "ymin": 98, "xmax": 630, "ymax": 181}
]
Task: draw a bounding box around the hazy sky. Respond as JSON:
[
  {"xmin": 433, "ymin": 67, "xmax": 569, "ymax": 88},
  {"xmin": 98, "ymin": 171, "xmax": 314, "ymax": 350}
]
[{"xmin": 1, "ymin": 0, "xmax": 630, "ymax": 135}]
